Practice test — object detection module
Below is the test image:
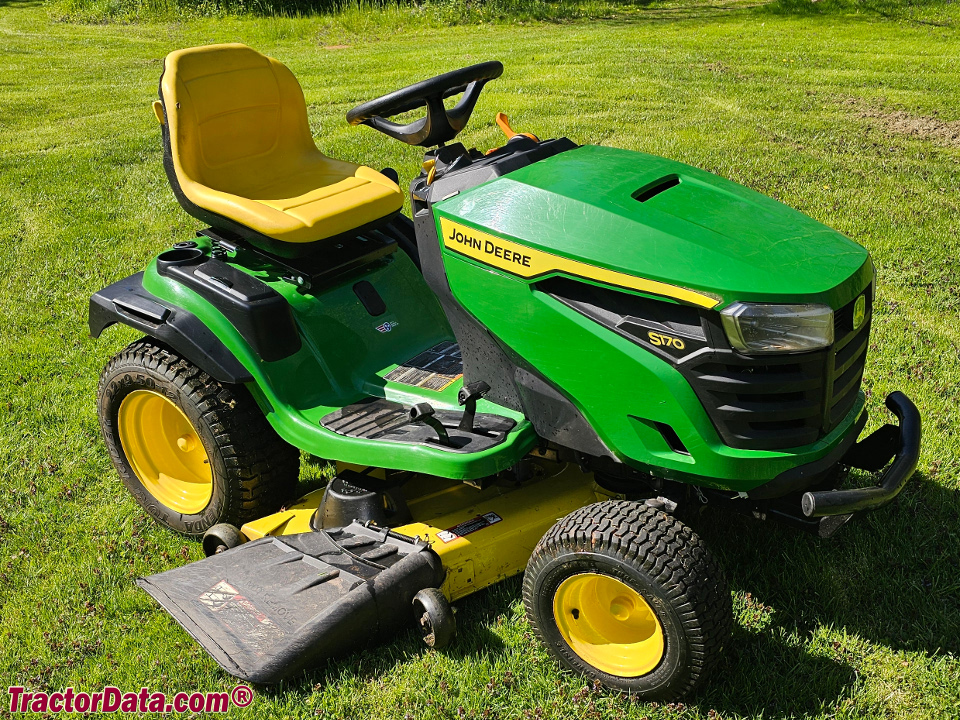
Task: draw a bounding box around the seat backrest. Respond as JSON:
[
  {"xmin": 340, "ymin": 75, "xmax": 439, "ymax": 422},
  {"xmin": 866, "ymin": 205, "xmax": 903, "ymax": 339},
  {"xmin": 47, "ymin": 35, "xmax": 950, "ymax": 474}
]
[{"xmin": 158, "ymin": 44, "xmax": 317, "ymax": 197}]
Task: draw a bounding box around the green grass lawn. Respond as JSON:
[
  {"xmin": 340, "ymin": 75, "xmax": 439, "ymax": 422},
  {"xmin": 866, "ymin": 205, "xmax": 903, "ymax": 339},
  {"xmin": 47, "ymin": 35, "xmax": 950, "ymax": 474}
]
[{"xmin": 2, "ymin": 1, "xmax": 960, "ymax": 718}]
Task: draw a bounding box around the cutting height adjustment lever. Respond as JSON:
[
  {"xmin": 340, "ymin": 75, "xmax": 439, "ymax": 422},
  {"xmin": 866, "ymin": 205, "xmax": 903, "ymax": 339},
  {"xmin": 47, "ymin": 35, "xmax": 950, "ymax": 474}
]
[
  {"xmin": 409, "ymin": 403, "xmax": 450, "ymax": 446},
  {"xmin": 457, "ymin": 381, "xmax": 491, "ymax": 433}
]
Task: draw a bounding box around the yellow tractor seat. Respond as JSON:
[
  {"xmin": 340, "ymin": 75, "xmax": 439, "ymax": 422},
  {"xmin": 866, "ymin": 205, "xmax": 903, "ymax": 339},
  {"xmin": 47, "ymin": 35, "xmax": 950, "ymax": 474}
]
[{"xmin": 156, "ymin": 44, "xmax": 404, "ymax": 257}]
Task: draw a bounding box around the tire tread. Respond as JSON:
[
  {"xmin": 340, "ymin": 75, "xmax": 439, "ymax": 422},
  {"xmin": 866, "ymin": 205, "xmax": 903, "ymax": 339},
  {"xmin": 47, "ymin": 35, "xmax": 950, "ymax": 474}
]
[
  {"xmin": 97, "ymin": 337, "xmax": 299, "ymax": 534},
  {"xmin": 523, "ymin": 500, "xmax": 732, "ymax": 697}
]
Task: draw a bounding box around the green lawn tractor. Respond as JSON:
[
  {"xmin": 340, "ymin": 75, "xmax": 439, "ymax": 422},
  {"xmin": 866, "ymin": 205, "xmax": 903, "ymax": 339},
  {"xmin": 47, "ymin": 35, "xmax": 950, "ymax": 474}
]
[{"xmin": 89, "ymin": 44, "xmax": 921, "ymax": 698}]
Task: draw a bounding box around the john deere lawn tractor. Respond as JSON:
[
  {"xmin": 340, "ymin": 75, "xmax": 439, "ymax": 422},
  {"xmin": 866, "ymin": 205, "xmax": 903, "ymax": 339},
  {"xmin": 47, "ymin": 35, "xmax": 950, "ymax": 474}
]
[{"xmin": 89, "ymin": 44, "xmax": 921, "ymax": 697}]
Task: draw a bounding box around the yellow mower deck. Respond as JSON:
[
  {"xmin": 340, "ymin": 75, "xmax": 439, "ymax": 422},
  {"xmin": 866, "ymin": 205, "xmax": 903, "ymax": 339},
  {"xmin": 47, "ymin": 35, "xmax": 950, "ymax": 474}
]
[{"xmin": 242, "ymin": 459, "xmax": 614, "ymax": 602}]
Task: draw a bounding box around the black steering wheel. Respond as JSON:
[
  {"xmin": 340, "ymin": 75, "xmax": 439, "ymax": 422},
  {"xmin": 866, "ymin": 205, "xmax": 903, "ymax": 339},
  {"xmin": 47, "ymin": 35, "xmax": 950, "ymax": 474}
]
[{"xmin": 346, "ymin": 61, "xmax": 503, "ymax": 147}]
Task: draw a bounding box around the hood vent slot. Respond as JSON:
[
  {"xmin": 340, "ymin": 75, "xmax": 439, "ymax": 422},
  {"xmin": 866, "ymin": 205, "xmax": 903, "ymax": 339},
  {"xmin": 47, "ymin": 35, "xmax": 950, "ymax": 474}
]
[{"xmin": 633, "ymin": 175, "xmax": 680, "ymax": 203}]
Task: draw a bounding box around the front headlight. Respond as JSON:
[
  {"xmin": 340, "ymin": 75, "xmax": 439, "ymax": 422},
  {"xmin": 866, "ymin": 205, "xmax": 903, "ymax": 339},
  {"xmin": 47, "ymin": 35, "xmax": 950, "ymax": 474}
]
[{"xmin": 720, "ymin": 302, "xmax": 834, "ymax": 354}]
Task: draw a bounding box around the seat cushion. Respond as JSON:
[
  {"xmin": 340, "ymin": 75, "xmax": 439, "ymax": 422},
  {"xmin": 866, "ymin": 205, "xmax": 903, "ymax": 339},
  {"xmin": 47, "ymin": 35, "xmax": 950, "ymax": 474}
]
[
  {"xmin": 179, "ymin": 155, "xmax": 404, "ymax": 244},
  {"xmin": 160, "ymin": 44, "xmax": 403, "ymax": 246}
]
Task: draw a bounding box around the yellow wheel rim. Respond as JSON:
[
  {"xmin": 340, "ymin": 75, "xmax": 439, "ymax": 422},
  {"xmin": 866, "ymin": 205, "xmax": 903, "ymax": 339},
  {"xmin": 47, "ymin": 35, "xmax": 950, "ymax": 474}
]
[
  {"xmin": 553, "ymin": 573, "xmax": 665, "ymax": 678},
  {"xmin": 118, "ymin": 390, "xmax": 213, "ymax": 514}
]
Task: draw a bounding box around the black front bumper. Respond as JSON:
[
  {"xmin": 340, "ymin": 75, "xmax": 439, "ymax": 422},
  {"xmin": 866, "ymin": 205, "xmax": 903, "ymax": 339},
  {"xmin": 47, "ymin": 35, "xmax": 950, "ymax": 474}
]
[
  {"xmin": 801, "ymin": 391, "xmax": 921, "ymax": 517},
  {"xmin": 713, "ymin": 391, "xmax": 921, "ymax": 538}
]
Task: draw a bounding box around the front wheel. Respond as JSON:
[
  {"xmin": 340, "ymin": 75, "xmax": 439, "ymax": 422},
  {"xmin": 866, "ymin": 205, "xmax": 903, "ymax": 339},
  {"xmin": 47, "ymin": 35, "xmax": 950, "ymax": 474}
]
[
  {"xmin": 523, "ymin": 500, "xmax": 731, "ymax": 698},
  {"xmin": 97, "ymin": 338, "xmax": 299, "ymax": 536}
]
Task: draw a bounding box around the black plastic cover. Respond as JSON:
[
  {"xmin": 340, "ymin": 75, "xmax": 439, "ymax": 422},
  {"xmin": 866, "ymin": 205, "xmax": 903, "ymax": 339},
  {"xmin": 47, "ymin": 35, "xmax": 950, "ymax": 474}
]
[
  {"xmin": 315, "ymin": 472, "xmax": 412, "ymax": 528},
  {"xmin": 411, "ymin": 137, "xmax": 577, "ymax": 212},
  {"xmin": 89, "ymin": 272, "xmax": 252, "ymax": 384},
  {"xmin": 157, "ymin": 254, "xmax": 301, "ymax": 362},
  {"xmin": 353, "ymin": 280, "xmax": 387, "ymax": 316},
  {"xmin": 137, "ymin": 524, "xmax": 444, "ymax": 684}
]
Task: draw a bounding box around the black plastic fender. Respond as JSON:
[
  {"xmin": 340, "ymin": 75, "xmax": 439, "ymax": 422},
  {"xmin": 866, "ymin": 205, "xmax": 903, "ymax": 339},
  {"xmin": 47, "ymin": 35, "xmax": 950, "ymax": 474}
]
[{"xmin": 89, "ymin": 271, "xmax": 253, "ymax": 384}]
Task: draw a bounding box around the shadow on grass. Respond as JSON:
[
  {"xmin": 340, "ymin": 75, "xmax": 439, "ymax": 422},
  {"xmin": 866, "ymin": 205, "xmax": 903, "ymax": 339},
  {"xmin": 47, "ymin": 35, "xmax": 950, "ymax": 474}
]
[
  {"xmin": 256, "ymin": 580, "xmax": 516, "ymax": 699},
  {"xmin": 694, "ymin": 471, "xmax": 960, "ymax": 656},
  {"xmin": 46, "ymin": 0, "xmax": 775, "ymax": 25},
  {"xmin": 699, "ymin": 622, "xmax": 854, "ymax": 718},
  {"xmin": 269, "ymin": 571, "xmax": 855, "ymax": 717},
  {"xmin": 757, "ymin": 0, "xmax": 956, "ymax": 17},
  {"xmin": 466, "ymin": 574, "xmax": 853, "ymax": 717},
  {"xmin": 683, "ymin": 475, "xmax": 960, "ymax": 715}
]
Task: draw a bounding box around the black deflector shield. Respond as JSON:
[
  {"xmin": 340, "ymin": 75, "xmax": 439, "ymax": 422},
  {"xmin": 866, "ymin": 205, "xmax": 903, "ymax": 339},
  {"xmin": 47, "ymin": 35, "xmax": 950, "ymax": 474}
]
[{"xmin": 137, "ymin": 524, "xmax": 444, "ymax": 684}]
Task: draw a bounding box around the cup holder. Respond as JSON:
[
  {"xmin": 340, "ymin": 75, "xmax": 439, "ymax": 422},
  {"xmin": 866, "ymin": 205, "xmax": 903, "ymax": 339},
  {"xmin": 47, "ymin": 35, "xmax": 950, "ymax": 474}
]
[{"xmin": 157, "ymin": 247, "xmax": 204, "ymax": 267}]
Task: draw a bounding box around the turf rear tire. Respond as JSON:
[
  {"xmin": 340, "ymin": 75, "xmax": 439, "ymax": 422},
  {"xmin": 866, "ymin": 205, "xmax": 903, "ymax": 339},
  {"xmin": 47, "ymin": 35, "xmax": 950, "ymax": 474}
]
[
  {"xmin": 523, "ymin": 500, "xmax": 731, "ymax": 698},
  {"xmin": 97, "ymin": 337, "xmax": 299, "ymax": 536}
]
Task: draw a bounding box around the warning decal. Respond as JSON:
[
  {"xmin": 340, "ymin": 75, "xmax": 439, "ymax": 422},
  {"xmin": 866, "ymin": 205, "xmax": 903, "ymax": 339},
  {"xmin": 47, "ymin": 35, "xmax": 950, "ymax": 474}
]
[
  {"xmin": 437, "ymin": 512, "xmax": 503, "ymax": 543},
  {"xmin": 197, "ymin": 580, "xmax": 285, "ymax": 649},
  {"xmin": 384, "ymin": 341, "xmax": 463, "ymax": 392}
]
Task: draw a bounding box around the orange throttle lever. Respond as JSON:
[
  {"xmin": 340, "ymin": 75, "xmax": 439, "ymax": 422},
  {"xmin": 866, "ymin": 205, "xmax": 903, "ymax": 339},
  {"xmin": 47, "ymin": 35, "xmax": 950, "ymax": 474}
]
[{"xmin": 495, "ymin": 112, "xmax": 539, "ymax": 142}]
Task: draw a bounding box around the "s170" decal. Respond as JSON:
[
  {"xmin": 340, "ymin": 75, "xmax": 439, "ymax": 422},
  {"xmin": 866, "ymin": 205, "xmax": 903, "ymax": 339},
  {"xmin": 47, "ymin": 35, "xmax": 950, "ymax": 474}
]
[{"xmin": 647, "ymin": 331, "xmax": 686, "ymax": 350}]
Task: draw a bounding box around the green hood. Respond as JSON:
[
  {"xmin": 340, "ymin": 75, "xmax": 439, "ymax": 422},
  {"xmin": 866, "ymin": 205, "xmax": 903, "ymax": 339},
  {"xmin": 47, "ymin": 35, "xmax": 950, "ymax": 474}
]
[{"xmin": 436, "ymin": 145, "xmax": 872, "ymax": 309}]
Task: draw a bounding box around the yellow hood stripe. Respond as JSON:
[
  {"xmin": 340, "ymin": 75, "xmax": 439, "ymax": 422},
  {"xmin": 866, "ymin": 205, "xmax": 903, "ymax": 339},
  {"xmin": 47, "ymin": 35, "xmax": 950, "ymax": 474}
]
[{"xmin": 439, "ymin": 217, "xmax": 719, "ymax": 309}]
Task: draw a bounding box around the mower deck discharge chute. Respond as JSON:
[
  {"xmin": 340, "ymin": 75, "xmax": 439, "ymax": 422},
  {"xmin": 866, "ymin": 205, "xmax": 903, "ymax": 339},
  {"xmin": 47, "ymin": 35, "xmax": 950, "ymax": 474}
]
[
  {"xmin": 91, "ymin": 43, "xmax": 921, "ymax": 697},
  {"xmin": 137, "ymin": 524, "xmax": 444, "ymax": 684}
]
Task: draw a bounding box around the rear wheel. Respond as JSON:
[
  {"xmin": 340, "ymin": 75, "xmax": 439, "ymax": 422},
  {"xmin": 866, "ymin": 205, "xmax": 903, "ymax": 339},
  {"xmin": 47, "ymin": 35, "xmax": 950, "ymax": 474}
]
[
  {"xmin": 523, "ymin": 500, "xmax": 731, "ymax": 698},
  {"xmin": 97, "ymin": 338, "xmax": 299, "ymax": 536}
]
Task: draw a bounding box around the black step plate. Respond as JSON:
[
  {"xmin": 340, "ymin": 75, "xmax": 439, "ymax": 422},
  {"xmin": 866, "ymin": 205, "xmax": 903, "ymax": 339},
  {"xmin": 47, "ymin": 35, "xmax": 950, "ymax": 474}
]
[{"xmin": 320, "ymin": 397, "xmax": 515, "ymax": 453}]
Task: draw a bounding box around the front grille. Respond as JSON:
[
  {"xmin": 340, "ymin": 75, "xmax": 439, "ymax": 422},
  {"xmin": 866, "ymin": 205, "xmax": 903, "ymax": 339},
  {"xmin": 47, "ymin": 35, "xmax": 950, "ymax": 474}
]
[
  {"xmin": 829, "ymin": 287, "xmax": 872, "ymax": 429},
  {"xmin": 683, "ymin": 286, "xmax": 872, "ymax": 451}
]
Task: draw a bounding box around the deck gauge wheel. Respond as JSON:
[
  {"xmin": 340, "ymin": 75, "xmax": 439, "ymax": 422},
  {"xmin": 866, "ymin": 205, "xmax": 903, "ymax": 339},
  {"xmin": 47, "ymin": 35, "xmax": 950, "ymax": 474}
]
[
  {"xmin": 413, "ymin": 588, "xmax": 456, "ymax": 649},
  {"xmin": 202, "ymin": 523, "xmax": 246, "ymax": 556}
]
